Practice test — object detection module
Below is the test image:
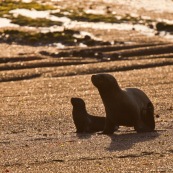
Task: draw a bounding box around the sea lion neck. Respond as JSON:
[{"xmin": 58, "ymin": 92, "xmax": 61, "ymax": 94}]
[{"xmin": 97, "ymin": 87, "xmax": 121, "ymax": 107}]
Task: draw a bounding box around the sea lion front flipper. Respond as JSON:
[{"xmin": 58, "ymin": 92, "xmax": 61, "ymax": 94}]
[{"xmin": 102, "ymin": 118, "xmax": 116, "ymax": 134}]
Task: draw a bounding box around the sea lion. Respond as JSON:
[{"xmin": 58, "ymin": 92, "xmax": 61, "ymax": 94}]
[
  {"xmin": 91, "ymin": 73, "xmax": 155, "ymax": 134},
  {"xmin": 71, "ymin": 97, "xmax": 106, "ymax": 133}
]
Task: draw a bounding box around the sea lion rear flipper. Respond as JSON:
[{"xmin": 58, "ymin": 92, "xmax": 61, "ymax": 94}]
[
  {"xmin": 136, "ymin": 102, "xmax": 155, "ymax": 132},
  {"xmin": 147, "ymin": 102, "xmax": 155, "ymax": 130}
]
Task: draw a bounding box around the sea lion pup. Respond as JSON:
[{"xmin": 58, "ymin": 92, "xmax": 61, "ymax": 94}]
[
  {"xmin": 71, "ymin": 97, "xmax": 118, "ymax": 133},
  {"xmin": 71, "ymin": 97, "xmax": 105, "ymax": 133},
  {"xmin": 91, "ymin": 73, "xmax": 155, "ymax": 134}
]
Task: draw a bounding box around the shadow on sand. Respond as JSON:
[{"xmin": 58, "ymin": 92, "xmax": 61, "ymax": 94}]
[
  {"xmin": 107, "ymin": 130, "xmax": 159, "ymax": 152},
  {"xmin": 75, "ymin": 133, "xmax": 93, "ymax": 140},
  {"xmin": 75, "ymin": 129, "xmax": 160, "ymax": 152}
]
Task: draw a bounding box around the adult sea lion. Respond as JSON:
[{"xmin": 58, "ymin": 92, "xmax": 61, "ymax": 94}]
[{"xmin": 91, "ymin": 73, "xmax": 155, "ymax": 134}]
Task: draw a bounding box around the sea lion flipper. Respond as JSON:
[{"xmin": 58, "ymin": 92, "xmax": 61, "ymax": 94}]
[
  {"xmin": 146, "ymin": 102, "xmax": 155, "ymax": 130},
  {"xmin": 102, "ymin": 118, "xmax": 116, "ymax": 134},
  {"xmin": 134, "ymin": 116, "xmax": 147, "ymax": 133},
  {"xmin": 134, "ymin": 123, "xmax": 152, "ymax": 133},
  {"xmin": 140, "ymin": 102, "xmax": 155, "ymax": 131},
  {"xmin": 135, "ymin": 102, "xmax": 155, "ymax": 132}
]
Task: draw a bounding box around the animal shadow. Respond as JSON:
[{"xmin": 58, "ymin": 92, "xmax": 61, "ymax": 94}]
[
  {"xmin": 107, "ymin": 130, "xmax": 159, "ymax": 152},
  {"xmin": 75, "ymin": 132, "xmax": 93, "ymax": 139}
]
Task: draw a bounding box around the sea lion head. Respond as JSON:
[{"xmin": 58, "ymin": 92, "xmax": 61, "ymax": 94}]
[
  {"xmin": 71, "ymin": 97, "xmax": 87, "ymax": 115},
  {"xmin": 91, "ymin": 73, "xmax": 120, "ymax": 91},
  {"xmin": 71, "ymin": 97, "xmax": 85, "ymax": 108}
]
